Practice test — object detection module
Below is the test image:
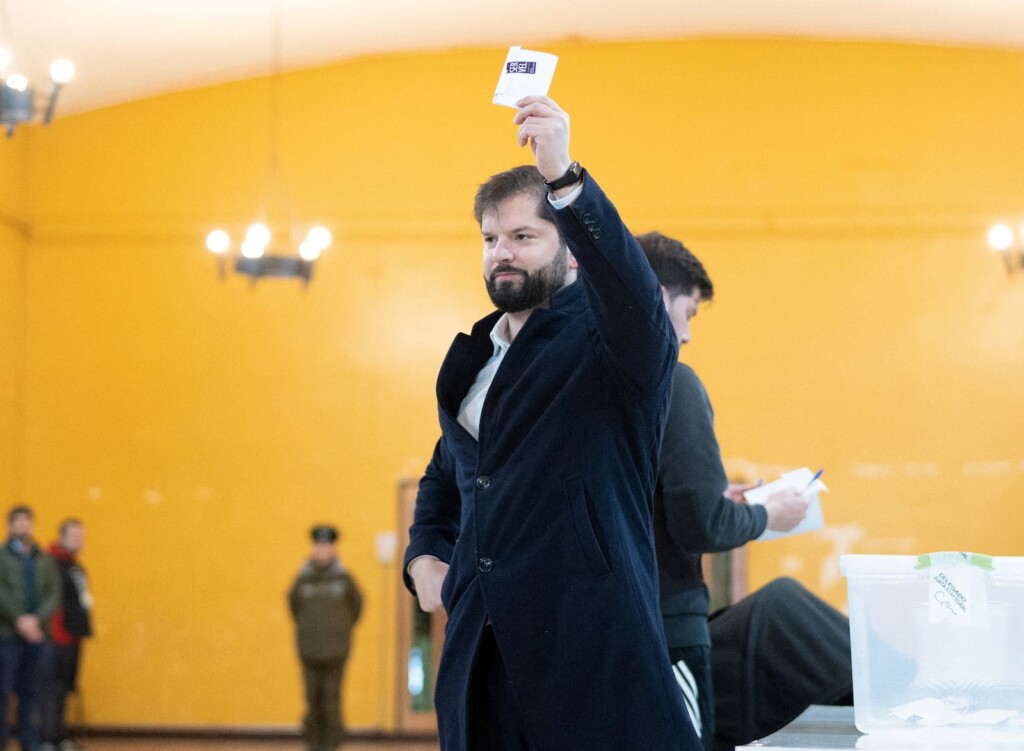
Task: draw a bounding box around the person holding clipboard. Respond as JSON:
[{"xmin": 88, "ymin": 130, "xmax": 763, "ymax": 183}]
[{"xmin": 638, "ymin": 232, "xmax": 853, "ymax": 751}]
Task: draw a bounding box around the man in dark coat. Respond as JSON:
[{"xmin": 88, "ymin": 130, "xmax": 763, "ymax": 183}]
[
  {"xmin": 289, "ymin": 525, "xmax": 363, "ymax": 751},
  {"xmin": 638, "ymin": 232, "xmax": 853, "ymax": 751},
  {"xmin": 403, "ymin": 96, "xmax": 700, "ymax": 751}
]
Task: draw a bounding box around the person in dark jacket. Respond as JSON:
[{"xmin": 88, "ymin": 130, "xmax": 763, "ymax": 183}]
[
  {"xmin": 404, "ymin": 97, "xmax": 700, "ymax": 751},
  {"xmin": 0, "ymin": 505, "xmax": 60, "ymax": 751},
  {"xmin": 288, "ymin": 525, "xmax": 363, "ymax": 751},
  {"xmin": 639, "ymin": 232, "xmax": 853, "ymax": 751},
  {"xmin": 40, "ymin": 518, "xmax": 93, "ymax": 751}
]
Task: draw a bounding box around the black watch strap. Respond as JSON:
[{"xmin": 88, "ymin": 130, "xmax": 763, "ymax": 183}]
[{"xmin": 544, "ymin": 160, "xmax": 583, "ymax": 192}]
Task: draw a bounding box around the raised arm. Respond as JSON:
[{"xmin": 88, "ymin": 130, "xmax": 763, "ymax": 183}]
[{"xmin": 514, "ymin": 96, "xmax": 677, "ymax": 390}]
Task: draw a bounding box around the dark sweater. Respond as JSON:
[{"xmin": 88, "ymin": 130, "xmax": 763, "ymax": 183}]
[
  {"xmin": 49, "ymin": 542, "xmax": 92, "ymax": 643},
  {"xmin": 655, "ymin": 363, "xmax": 767, "ymax": 648}
]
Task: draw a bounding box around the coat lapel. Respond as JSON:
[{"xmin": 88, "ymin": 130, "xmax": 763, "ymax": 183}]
[
  {"xmin": 436, "ymin": 312, "xmax": 501, "ymax": 417},
  {"xmin": 437, "ymin": 282, "xmax": 586, "ymax": 450}
]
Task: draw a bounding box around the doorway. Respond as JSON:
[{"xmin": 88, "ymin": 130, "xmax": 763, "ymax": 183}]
[{"xmin": 394, "ymin": 478, "xmax": 446, "ymax": 733}]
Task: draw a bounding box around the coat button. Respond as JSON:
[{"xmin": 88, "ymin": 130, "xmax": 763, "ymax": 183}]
[
  {"xmin": 478, "ymin": 558, "xmax": 493, "ymax": 573},
  {"xmin": 476, "ymin": 475, "xmax": 491, "ymax": 489}
]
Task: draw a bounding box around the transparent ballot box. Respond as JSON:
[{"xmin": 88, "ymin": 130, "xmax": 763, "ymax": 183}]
[{"xmin": 841, "ymin": 553, "xmax": 1024, "ymax": 740}]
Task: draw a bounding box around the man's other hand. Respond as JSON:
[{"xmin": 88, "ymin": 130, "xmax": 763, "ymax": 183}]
[
  {"xmin": 15, "ymin": 614, "xmax": 44, "ymax": 644},
  {"xmin": 410, "ymin": 557, "xmax": 450, "ymax": 613},
  {"xmin": 763, "ymin": 489, "xmax": 811, "ymax": 532}
]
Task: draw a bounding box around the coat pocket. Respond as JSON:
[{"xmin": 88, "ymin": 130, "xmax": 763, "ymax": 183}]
[{"xmin": 565, "ymin": 477, "xmax": 613, "ymax": 577}]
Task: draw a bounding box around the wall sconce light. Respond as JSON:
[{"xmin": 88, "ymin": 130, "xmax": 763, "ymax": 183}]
[
  {"xmin": 987, "ymin": 224, "xmax": 1024, "ymax": 275},
  {"xmin": 205, "ymin": 224, "xmax": 331, "ymax": 286},
  {"xmin": 0, "ymin": 45, "xmax": 75, "ymax": 138}
]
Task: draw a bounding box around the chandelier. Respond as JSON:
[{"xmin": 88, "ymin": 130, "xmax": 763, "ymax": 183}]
[
  {"xmin": 0, "ymin": 1, "xmax": 74, "ymax": 137},
  {"xmin": 205, "ymin": 0, "xmax": 330, "ymax": 286}
]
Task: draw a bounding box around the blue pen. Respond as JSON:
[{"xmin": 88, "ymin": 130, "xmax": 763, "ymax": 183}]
[{"xmin": 800, "ymin": 468, "xmax": 824, "ymax": 494}]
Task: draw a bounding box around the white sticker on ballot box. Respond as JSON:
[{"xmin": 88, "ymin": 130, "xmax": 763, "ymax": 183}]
[
  {"xmin": 922, "ymin": 552, "xmax": 991, "ymax": 626},
  {"xmin": 929, "ymin": 567, "xmax": 972, "ymax": 624}
]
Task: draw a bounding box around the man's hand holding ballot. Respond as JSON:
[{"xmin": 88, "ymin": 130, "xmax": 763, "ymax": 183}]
[
  {"xmin": 512, "ymin": 96, "xmax": 572, "ymax": 190},
  {"xmin": 744, "ymin": 467, "xmax": 828, "ymax": 541}
]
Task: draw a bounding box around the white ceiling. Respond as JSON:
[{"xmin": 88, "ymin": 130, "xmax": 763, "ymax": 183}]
[{"xmin": 2, "ymin": 0, "xmax": 1024, "ymax": 116}]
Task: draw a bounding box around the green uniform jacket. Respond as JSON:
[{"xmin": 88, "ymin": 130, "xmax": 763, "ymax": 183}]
[
  {"xmin": 0, "ymin": 540, "xmax": 61, "ymax": 638},
  {"xmin": 288, "ymin": 559, "xmax": 363, "ymax": 663}
]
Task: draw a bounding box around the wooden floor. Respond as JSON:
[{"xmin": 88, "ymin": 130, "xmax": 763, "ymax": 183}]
[{"xmin": 77, "ymin": 741, "xmax": 439, "ymax": 751}]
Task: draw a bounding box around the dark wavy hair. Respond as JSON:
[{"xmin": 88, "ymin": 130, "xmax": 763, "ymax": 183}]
[
  {"xmin": 473, "ymin": 165, "xmax": 557, "ymax": 229},
  {"xmin": 636, "ymin": 231, "xmax": 714, "ymax": 301}
]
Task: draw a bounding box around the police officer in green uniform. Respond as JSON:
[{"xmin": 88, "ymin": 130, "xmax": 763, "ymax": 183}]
[{"xmin": 288, "ymin": 525, "xmax": 363, "ymax": 751}]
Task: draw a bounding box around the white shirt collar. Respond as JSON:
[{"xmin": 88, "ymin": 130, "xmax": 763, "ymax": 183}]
[{"xmin": 489, "ymin": 313, "xmax": 512, "ymax": 355}]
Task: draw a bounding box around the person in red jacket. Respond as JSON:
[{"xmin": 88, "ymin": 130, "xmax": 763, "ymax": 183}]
[{"xmin": 40, "ymin": 519, "xmax": 93, "ymax": 751}]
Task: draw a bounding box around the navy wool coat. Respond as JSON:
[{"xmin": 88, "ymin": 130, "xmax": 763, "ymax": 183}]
[{"xmin": 404, "ymin": 172, "xmax": 701, "ymax": 751}]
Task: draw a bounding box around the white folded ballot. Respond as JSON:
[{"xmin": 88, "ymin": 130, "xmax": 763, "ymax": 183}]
[
  {"xmin": 743, "ymin": 467, "xmax": 828, "ymax": 541},
  {"xmin": 493, "ymin": 46, "xmax": 559, "ymax": 108}
]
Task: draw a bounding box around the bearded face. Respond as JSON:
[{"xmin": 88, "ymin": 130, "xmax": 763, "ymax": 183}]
[{"xmin": 485, "ymin": 241, "xmax": 569, "ymax": 313}]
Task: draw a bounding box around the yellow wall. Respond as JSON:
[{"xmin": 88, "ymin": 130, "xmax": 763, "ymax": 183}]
[
  {"xmin": 11, "ymin": 38, "xmax": 1024, "ymax": 727},
  {"xmin": 1, "ymin": 135, "xmax": 27, "ymax": 507}
]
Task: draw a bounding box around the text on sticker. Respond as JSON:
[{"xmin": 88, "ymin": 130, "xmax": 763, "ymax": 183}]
[
  {"xmin": 506, "ymin": 62, "xmax": 537, "ymax": 74},
  {"xmin": 933, "ymin": 572, "xmax": 968, "ymax": 617}
]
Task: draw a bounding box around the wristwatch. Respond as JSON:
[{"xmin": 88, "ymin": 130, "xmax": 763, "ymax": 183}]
[{"xmin": 544, "ymin": 160, "xmax": 583, "ymax": 192}]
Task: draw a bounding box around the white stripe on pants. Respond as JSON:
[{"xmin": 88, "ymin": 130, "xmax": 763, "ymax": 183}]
[{"xmin": 672, "ymin": 658, "xmax": 702, "ymax": 739}]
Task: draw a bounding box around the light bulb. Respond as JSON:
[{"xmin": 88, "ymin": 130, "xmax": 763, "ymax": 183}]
[
  {"xmin": 0, "ymin": 48, "xmax": 11, "ymax": 73},
  {"xmin": 49, "ymin": 59, "xmax": 75, "ymax": 85},
  {"xmin": 206, "ymin": 230, "xmax": 231, "ymax": 255},
  {"xmin": 246, "ymin": 223, "xmax": 271, "ymax": 246},
  {"xmin": 988, "ymin": 224, "xmax": 1013, "ymax": 252},
  {"xmin": 241, "ymin": 237, "xmax": 265, "ymax": 259},
  {"xmin": 5, "ymin": 74, "xmax": 28, "ymax": 92},
  {"xmin": 306, "ymin": 226, "xmax": 332, "ymax": 250},
  {"xmin": 299, "ymin": 240, "xmax": 321, "ymax": 261}
]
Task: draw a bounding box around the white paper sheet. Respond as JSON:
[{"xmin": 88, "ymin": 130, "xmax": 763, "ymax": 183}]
[
  {"xmin": 891, "ymin": 697, "xmax": 1019, "ymax": 726},
  {"xmin": 493, "ymin": 46, "xmax": 559, "ymax": 108},
  {"xmin": 743, "ymin": 467, "xmax": 827, "ymax": 541}
]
